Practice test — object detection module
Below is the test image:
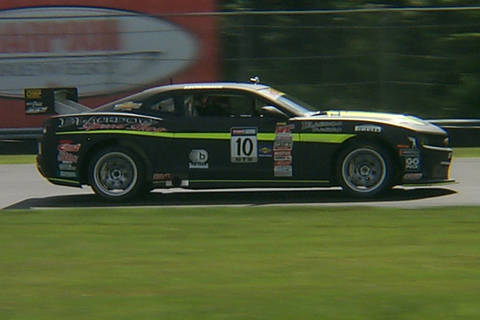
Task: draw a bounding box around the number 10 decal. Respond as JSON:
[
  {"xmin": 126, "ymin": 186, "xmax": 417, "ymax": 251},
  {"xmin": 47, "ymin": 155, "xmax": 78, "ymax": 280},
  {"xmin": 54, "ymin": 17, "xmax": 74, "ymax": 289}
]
[{"xmin": 230, "ymin": 127, "xmax": 258, "ymax": 163}]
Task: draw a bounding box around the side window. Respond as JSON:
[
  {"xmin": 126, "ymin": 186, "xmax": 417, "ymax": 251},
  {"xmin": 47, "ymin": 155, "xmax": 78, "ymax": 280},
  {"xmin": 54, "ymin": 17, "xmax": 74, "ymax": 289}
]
[
  {"xmin": 255, "ymin": 99, "xmax": 271, "ymax": 116},
  {"xmin": 196, "ymin": 95, "xmax": 234, "ymax": 117},
  {"xmin": 183, "ymin": 94, "xmax": 202, "ymax": 117},
  {"xmin": 229, "ymin": 95, "xmax": 258, "ymax": 117},
  {"xmin": 254, "ymin": 97, "xmax": 289, "ymax": 119},
  {"xmin": 184, "ymin": 91, "xmax": 262, "ymax": 118},
  {"xmin": 148, "ymin": 97, "xmax": 175, "ymax": 114}
]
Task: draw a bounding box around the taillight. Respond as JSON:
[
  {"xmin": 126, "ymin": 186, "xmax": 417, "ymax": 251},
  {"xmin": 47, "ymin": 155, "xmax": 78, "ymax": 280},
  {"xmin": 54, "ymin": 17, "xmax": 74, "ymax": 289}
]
[{"xmin": 42, "ymin": 124, "xmax": 50, "ymax": 134}]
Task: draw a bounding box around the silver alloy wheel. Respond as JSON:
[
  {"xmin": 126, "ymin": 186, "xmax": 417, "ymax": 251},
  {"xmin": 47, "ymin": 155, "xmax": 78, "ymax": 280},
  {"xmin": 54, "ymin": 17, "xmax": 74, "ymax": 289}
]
[
  {"xmin": 92, "ymin": 151, "xmax": 138, "ymax": 197},
  {"xmin": 341, "ymin": 147, "xmax": 387, "ymax": 194}
]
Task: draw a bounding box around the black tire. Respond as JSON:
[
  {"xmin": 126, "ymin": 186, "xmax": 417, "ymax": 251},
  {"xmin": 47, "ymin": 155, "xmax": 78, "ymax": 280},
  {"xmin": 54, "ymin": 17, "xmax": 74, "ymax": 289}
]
[
  {"xmin": 337, "ymin": 144, "xmax": 394, "ymax": 198},
  {"xmin": 88, "ymin": 147, "xmax": 146, "ymax": 201}
]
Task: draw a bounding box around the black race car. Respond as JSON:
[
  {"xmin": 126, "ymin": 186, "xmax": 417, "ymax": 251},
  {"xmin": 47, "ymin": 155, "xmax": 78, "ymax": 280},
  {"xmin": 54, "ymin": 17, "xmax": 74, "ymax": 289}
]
[{"xmin": 31, "ymin": 81, "xmax": 454, "ymax": 201}]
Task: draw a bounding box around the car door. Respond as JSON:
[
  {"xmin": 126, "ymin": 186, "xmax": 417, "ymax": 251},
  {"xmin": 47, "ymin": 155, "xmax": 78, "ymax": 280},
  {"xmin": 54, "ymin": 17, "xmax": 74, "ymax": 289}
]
[{"xmin": 173, "ymin": 89, "xmax": 285, "ymax": 181}]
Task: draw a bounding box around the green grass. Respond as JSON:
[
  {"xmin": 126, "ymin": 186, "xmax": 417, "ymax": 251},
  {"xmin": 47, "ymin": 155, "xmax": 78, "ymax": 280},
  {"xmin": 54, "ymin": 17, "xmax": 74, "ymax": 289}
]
[
  {"xmin": 453, "ymin": 147, "xmax": 480, "ymax": 158},
  {"xmin": 1, "ymin": 206, "xmax": 480, "ymax": 319},
  {"xmin": 0, "ymin": 154, "xmax": 36, "ymax": 164}
]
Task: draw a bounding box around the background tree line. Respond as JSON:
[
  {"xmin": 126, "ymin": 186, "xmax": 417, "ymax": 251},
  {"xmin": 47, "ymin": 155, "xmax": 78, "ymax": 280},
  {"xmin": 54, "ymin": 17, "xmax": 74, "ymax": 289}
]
[{"xmin": 218, "ymin": 0, "xmax": 480, "ymax": 119}]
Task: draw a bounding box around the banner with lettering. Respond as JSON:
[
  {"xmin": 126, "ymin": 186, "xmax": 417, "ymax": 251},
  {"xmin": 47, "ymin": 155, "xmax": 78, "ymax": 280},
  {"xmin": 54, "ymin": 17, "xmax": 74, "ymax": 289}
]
[{"xmin": 0, "ymin": 0, "xmax": 217, "ymax": 128}]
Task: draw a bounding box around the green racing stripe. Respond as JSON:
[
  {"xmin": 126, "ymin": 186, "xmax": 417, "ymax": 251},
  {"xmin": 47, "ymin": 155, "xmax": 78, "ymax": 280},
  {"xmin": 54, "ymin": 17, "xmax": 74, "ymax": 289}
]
[
  {"xmin": 56, "ymin": 130, "xmax": 355, "ymax": 143},
  {"xmin": 300, "ymin": 133, "xmax": 355, "ymax": 143},
  {"xmin": 57, "ymin": 130, "xmax": 278, "ymax": 141}
]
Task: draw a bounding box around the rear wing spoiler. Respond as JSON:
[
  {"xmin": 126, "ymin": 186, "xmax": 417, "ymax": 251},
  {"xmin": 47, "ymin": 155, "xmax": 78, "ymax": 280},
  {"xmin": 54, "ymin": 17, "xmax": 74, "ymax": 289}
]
[{"xmin": 25, "ymin": 88, "xmax": 90, "ymax": 115}]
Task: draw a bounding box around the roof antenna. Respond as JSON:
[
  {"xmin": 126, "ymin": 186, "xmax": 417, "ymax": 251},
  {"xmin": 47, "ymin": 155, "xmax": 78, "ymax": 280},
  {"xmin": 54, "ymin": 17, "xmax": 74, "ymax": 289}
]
[
  {"xmin": 249, "ymin": 76, "xmax": 260, "ymax": 84},
  {"xmin": 170, "ymin": 78, "xmax": 173, "ymax": 85}
]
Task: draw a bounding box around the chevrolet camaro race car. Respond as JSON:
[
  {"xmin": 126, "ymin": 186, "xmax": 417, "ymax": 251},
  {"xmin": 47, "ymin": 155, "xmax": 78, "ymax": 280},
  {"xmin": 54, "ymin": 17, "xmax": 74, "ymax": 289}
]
[{"xmin": 30, "ymin": 81, "xmax": 454, "ymax": 201}]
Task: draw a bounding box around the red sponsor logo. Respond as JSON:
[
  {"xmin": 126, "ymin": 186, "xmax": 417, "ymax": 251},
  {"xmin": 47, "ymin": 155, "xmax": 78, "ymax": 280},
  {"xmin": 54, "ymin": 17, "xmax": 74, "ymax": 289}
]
[
  {"xmin": 231, "ymin": 129, "xmax": 244, "ymax": 135},
  {"xmin": 274, "ymin": 161, "xmax": 292, "ymax": 166},
  {"xmin": 57, "ymin": 151, "xmax": 78, "ymax": 162},
  {"xmin": 153, "ymin": 173, "xmax": 172, "ymax": 181},
  {"xmin": 0, "ymin": 20, "xmax": 120, "ymax": 54},
  {"xmin": 275, "ymin": 124, "xmax": 295, "ymax": 134},
  {"xmin": 58, "ymin": 143, "xmax": 81, "ymax": 152},
  {"xmin": 274, "ymin": 151, "xmax": 292, "ymax": 157}
]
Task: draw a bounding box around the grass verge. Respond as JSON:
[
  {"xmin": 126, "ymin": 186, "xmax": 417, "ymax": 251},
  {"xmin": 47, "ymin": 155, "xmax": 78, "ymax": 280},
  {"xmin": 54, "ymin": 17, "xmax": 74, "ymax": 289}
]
[
  {"xmin": 0, "ymin": 154, "xmax": 36, "ymax": 164},
  {"xmin": 453, "ymin": 147, "xmax": 480, "ymax": 158},
  {"xmin": 0, "ymin": 206, "xmax": 479, "ymax": 319}
]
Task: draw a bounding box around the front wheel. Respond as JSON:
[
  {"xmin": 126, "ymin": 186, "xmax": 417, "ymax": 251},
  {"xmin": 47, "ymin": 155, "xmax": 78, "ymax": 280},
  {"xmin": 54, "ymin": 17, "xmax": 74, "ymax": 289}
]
[
  {"xmin": 88, "ymin": 147, "xmax": 146, "ymax": 201},
  {"xmin": 337, "ymin": 144, "xmax": 394, "ymax": 198}
]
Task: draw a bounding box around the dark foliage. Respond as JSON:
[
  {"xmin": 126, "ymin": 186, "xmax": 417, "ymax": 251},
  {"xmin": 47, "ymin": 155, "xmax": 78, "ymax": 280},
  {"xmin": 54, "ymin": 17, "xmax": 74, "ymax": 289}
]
[{"xmin": 219, "ymin": 1, "xmax": 480, "ymax": 118}]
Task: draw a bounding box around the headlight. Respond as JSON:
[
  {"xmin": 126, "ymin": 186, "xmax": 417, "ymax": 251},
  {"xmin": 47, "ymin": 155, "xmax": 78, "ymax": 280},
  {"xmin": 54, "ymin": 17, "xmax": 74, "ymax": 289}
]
[
  {"xmin": 443, "ymin": 137, "xmax": 449, "ymax": 147},
  {"xmin": 421, "ymin": 134, "xmax": 449, "ymax": 148}
]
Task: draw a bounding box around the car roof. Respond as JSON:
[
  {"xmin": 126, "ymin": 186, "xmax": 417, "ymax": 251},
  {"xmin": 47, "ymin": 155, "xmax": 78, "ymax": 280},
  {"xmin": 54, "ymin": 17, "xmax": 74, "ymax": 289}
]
[
  {"xmin": 140, "ymin": 82, "xmax": 271, "ymax": 95},
  {"xmin": 92, "ymin": 82, "xmax": 273, "ymax": 112}
]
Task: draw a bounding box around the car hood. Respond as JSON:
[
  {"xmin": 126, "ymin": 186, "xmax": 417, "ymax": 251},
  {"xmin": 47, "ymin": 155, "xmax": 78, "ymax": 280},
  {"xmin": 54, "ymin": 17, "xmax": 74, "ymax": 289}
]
[{"xmin": 304, "ymin": 110, "xmax": 447, "ymax": 135}]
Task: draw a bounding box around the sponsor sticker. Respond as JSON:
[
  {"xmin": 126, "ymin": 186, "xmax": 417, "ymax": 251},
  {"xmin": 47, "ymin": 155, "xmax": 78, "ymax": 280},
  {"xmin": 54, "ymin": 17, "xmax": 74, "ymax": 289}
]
[
  {"xmin": 274, "ymin": 152, "xmax": 292, "ymax": 162},
  {"xmin": 273, "ymin": 124, "xmax": 294, "ymax": 177},
  {"xmin": 405, "ymin": 157, "xmax": 420, "ymax": 171},
  {"xmin": 59, "ymin": 115, "xmax": 158, "ymax": 128},
  {"xmin": 258, "ymin": 144, "xmax": 273, "ymax": 157},
  {"xmin": 302, "ymin": 121, "xmax": 343, "ymax": 132},
  {"xmin": 275, "ymin": 124, "xmax": 295, "ymax": 135},
  {"xmin": 153, "ymin": 173, "xmax": 172, "ymax": 181},
  {"xmin": 57, "ymin": 151, "xmax": 78, "ymax": 163},
  {"xmin": 274, "ymin": 161, "xmax": 292, "ymax": 166},
  {"xmin": 58, "ymin": 115, "xmax": 167, "ymax": 133},
  {"xmin": 273, "ymin": 141, "xmax": 293, "ymax": 151},
  {"xmin": 58, "ymin": 143, "xmax": 81, "ymax": 152},
  {"xmin": 58, "ymin": 163, "xmax": 76, "ymax": 171},
  {"xmin": 189, "ymin": 149, "xmax": 209, "ymax": 169},
  {"xmin": 408, "ymin": 137, "xmax": 418, "ymax": 149},
  {"xmin": 59, "ymin": 171, "xmax": 77, "ymax": 178},
  {"xmin": 114, "ymin": 102, "xmax": 142, "ymax": 111},
  {"xmin": 231, "ymin": 127, "xmax": 258, "ymax": 163},
  {"xmin": 403, "ymin": 173, "xmax": 423, "ymax": 180},
  {"xmin": 399, "ymin": 149, "xmax": 420, "ymax": 157},
  {"xmin": 263, "ymin": 88, "xmax": 283, "ymax": 100},
  {"xmin": 25, "ymin": 100, "xmax": 48, "ymax": 114},
  {"xmin": 274, "ymin": 165, "xmax": 293, "ymax": 177},
  {"xmin": 355, "ymin": 124, "xmax": 382, "ymax": 133}
]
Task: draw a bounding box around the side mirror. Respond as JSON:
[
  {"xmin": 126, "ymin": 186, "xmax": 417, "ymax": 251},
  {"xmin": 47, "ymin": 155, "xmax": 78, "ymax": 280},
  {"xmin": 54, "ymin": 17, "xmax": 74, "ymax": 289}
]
[{"xmin": 261, "ymin": 106, "xmax": 289, "ymax": 119}]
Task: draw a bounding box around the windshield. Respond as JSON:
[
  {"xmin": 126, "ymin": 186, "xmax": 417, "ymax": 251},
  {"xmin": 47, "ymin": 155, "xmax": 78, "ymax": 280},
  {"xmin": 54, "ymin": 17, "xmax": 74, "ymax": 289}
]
[
  {"xmin": 277, "ymin": 94, "xmax": 318, "ymax": 115},
  {"xmin": 257, "ymin": 87, "xmax": 318, "ymax": 116}
]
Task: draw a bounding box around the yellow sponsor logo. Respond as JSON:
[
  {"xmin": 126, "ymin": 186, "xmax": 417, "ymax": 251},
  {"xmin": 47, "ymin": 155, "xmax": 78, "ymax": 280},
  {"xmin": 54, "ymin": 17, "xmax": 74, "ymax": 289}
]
[{"xmin": 25, "ymin": 89, "xmax": 42, "ymax": 99}]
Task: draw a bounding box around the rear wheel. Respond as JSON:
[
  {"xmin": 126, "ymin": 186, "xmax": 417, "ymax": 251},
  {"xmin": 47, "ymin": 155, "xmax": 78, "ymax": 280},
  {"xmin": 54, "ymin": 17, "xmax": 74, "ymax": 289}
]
[
  {"xmin": 88, "ymin": 147, "xmax": 145, "ymax": 201},
  {"xmin": 337, "ymin": 144, "xmax": 393, "ymax": 197}
]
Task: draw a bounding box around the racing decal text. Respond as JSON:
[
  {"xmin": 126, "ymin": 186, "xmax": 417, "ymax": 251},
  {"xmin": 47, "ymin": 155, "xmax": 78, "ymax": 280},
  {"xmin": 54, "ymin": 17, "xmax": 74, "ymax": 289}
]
[
  {"xmin": 302, "ymin": 121, "xmax": 343, "ymax": 133},
  {"xmin": 230, "ymin": 127, "xmax": 258, "ymax": 163}
]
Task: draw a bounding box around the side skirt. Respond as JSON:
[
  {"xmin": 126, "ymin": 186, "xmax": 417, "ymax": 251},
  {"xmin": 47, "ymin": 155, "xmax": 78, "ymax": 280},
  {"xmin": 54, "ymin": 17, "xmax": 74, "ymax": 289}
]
[{"xmin": 152, "ymin": 179, "xmax": 331, "ymax": 189}]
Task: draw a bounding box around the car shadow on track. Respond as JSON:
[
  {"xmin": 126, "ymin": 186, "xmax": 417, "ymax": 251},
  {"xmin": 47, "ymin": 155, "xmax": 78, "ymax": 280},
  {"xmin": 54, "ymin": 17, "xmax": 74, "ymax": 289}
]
[{"xmin": 3, "ymin": 187, "xmax": 457, "ymax": 210}]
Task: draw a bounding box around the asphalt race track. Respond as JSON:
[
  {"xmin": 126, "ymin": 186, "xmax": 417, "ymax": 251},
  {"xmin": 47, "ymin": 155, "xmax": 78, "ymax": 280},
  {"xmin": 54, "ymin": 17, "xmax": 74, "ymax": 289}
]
[{"xmin": 1, "ymin": 158, "xmax": 479, "ymax": 210}]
